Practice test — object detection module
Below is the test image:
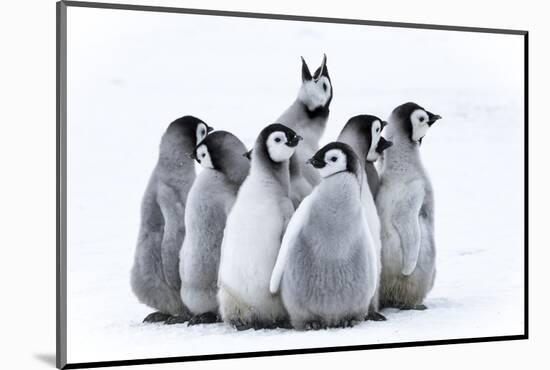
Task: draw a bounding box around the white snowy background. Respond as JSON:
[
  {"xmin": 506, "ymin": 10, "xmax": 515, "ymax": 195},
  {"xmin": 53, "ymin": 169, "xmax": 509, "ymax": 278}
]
[{"xmin": 66, "ymin": 6, "xmax": 525, "ymax": 364}]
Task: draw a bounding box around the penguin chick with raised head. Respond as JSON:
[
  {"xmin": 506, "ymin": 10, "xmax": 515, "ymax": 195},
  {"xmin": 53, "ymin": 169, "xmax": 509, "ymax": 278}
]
[
  {"xmin": 174, "ymin": 131, "xmax": 251, "ymax": 326},
  {"xmin": 270, "ymin": 142, "xmax": 378, "ymax": 330},
  {"xmin": 337, "ymin": 114, "xmax": 393, "ymax": 321},
  {"xmin": 276, "ymin": 54, "xmax": 333, "ymax": 207},
  {"xmin": 130, "ymin": 116, "xmax": 213, "ymax": 323},
  {"xmin": 217, "ymin": 124, "xmax": 302, "ymax": 331},
  {"xmin": 376, "ymin": 102, "xmax": 442, "ymax": 310}
]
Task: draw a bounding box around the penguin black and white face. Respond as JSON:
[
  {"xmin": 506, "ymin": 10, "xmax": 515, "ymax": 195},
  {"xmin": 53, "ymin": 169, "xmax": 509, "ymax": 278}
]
[
  {"xmin": 366, "ymin": 119, "xmax": 385, "ymax": 162},
  {"xmin": 195, "ymin": 122, "xmax": 212, "ymax": 144},
  {"xmin": 317, "ymin": 149, "xmax": 348, "ymax": 178},
  {"xmin": 409, "ymin": 108, "xmax": 442, "ymax": 142},
  {"xmin": 298, "ymin": 54, "xmax": 332, "ymax": 111},
  {"xmin": 340, "ymin": 115, "xmax": 389, "ymax": 163},
  {"xmin": 194, "ymin": 143, "xmax": 214, "ymax": 169},
  {"xmin": 391, "ymin": 103, "xmax": 441, "ymax": 143},
  {"xmin": 257, "ymin": 123, "xmax": 303, "ymax": 163},
  {"xmin": 308, "ymin": 142, "xmax": 359, "ymax": 178},
  {"xmin": 266, "ymin": 131, "xmax": 302, "ymax": 162}
]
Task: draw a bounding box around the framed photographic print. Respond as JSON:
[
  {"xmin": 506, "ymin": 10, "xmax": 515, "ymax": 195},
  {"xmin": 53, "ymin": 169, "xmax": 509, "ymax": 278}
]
[{"xmin": 57, "ymin": 1, "xmax": 528, "ymax": 368}]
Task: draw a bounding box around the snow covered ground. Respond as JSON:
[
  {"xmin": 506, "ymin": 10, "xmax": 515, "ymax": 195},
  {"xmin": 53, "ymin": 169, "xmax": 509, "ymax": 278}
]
[{"xmin": 65, "ymin": 6, "xmax": 525, "ymax": 364}]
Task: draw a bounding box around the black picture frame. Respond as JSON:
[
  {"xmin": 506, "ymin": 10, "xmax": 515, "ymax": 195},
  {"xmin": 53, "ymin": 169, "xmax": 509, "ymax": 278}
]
[{"xmin": 56, "ymin": 1, "xmax": 529, "ymax": 368}]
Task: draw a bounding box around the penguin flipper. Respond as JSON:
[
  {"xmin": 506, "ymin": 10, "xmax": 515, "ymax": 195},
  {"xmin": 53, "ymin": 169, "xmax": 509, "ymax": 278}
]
[
  {"xmin": 393, "ymin": 182, "xmax": 425, "ymax": 276},
  {"xmin": 270, "ymin": 190, "xmax": 316, "ymax": 294},
  {"xmin": 157, "ymin": 183, "xmax": 185, "ymax": 290}
]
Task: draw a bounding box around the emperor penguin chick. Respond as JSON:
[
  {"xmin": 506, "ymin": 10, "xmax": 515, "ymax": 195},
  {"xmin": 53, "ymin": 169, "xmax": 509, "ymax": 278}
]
[
  {"xmin": 376, "ymin": 102, "xmax": 442, "ymax": 310},
  {"xmin": 130, "ymin": 116, "xmax": 213, "ymax": 323},
  {"xmin": 270, "ymin": 142, "xmax": 378, "ymax": 330},
  {"xmin": 337, "ymin": 115, "xmax": 393, "ymax": 320},
  {"xmin": 277, "ymin": 54, "xmax": 333, "ymax": 206},
  {"xmin": 217, "ymin": 124, "xmax": 303, "ymax": 331},
  {"xmin": 177, "ymin": 131, "xmax": 250, "ymax": 326}
]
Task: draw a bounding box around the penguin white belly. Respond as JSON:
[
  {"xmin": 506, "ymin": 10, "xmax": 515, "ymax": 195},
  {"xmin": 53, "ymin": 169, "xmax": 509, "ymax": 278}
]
[{"xmin": 218, "ymin": 177, "xmax": 288, "ymax": 321}]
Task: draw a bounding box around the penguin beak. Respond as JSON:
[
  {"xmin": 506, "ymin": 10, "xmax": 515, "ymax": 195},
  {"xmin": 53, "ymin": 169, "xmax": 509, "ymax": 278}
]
[
  {"xmin": 285, "ymin": 135, "xmax": 303, "ymax": 148},
  {"xmin": 207, "ymin": 126, "xmax": 214, "ymax": 133},
  {"xmin": 307, "ymin": 157, "xmax": 325, "ymax": 169},
  {"xmin": 188, "ymin": 152, "xmax": 196, "ymax": 160},
  {"xmin": 375, "ymin": 137, "xmax": 393, "ymax": 154},
  {"xmin": 318, "ymin": 53, "xmax": 327, "ymax": 78},
  {"xmin": 427, "ymin": 112, "xmax": 442, "ymax": 126},
  {"xmin": 301, "ymin": 56, "xmax": 312, "ymax": 82},
  {"xmin": 381, "ymin": 121, "xmax": 388, "ymax": 129}
]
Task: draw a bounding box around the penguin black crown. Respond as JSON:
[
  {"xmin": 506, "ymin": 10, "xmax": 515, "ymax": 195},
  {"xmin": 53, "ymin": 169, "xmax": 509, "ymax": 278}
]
[
  {"xmin": 308, "ymin": 142, "xmax": 361, "ymax": 179},
  {"xmin": 298, "ymin": 54, "xmax": 333, "ymax": 119},
  {"xmin": 391, "ymin": 102, "xmax": 442, "ymax": 144}
]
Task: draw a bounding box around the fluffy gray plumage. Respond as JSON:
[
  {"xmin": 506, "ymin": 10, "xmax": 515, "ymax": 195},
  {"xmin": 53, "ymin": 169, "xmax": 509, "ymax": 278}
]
[
  {"xmin": 179, "ymin": 131, "xmax": 250, "ymax": 324},
  {"xmin": 130, "ymin": 116, "xmax": 212, "ymax": 322},
  {"xmin": 217, "ymin": 124, "xmax": 301, "ymax": 330},
  {"xmin": 376, "ymin": 102, "xmax": 441, "ymax": 309},
  {"xmin": 273, "ymin": 142, "xmax": 377, "ymax": 329}
]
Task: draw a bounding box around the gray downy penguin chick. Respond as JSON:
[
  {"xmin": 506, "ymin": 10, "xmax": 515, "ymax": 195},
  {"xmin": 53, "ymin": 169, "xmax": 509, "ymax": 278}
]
[
  {"xmin": 376, "ymin": 102, "xmax": 442, "ymax": 310},
  {"xmin": 270, "ymin": 142, "xmax": 378, "ymax": 330},
  {"xmin": 337, "ymin": 115, "xmax": 393, "ymax": 320},
  {"xmin": 276, "ymin": 54, "xmax": 333, "ymax": 207},
  {"xmin": 176, "ymin": 131, "xmax": 250, "ymax": 326},
  {"xmin": 217, "ymin": 123, "xmax": 302, "ymax": 331},
  {"xmin": 130, "ymin": 115, "xmax": 213, "ymax": 323}
]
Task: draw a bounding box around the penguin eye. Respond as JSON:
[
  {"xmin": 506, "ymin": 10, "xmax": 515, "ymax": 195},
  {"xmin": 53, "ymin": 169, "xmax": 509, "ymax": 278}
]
[
  {"xmin": 201, "ymin": 129, "xmax": 206, "ymax": 136},
  {"xmin": 322, "ymin": 82, "xmax": 327, "ymax": 92},
  {"xmin": 376, "ymin": 127, "xmax": 380, "ymax": 133},
  {"xmin": 330, "ymin": 156, "xmax": 338, "ymax": 162},
  {"xmin": 419, "ymin": 116, "xmax": 425, "ymax": 123},
  {"xmin": 274, "ymin": 137, "xmax": 282, "ymax": 143},
  {"xmin": 201, "ymin": 153, "xmax": 206, "ymax": 158}
]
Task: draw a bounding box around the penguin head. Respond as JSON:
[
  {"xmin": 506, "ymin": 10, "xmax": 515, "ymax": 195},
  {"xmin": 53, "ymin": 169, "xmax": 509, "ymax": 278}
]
[
  {"xmin": 339, "ymin": 115, "xmax": 392, "ymax": 162},
  {"xmin": 298, "ymin": 54, "xmax": 333, "ymax": 112},
  {"xmin": 308, "ymin": 142, "xmax": 360, "ymax": 179},
  {"xmin": 391, "ymin": 102, "xmax": 442, "ymax": 143},
  {"xmin": 256, "ymin": 123, "xmax": 303, "ymax": 163},
  {"xmin": 160, "ymin": 116, "xmax": 214, "ymax": 166},
  {"xmin": 192, "ymin": 131, "xmax": 250, "ymax": 183},
  {"xmin": 165, "ymin": 115, "xmax": 214, "ymax": 146}
]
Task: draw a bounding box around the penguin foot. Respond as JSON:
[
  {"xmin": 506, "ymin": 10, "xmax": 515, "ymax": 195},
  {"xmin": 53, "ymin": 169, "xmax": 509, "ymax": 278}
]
[
  {"xmin": 398, "ymin": 304, "xmax": 428, "ymax": 311},
  {"xmin": 366, "ymin": 312, "xmax": 387, "ymax": 321},
  {"xmin": 336, "ymin": 318, "xmax": 359, "ymax": 328},
  {"xmin": 188, "ymin": 312, "xmax": 219, "ymax": 326},
  {"xmin": 304, "ymin": 321, "xmax": 326, "ymax": 330},
  {"xmin": 164, "ymin": 315, "xmax": 190, "ymax": 325},
  {"xmin": 274, "ymin": 319, "xmax": 293, "ymax": 329},
  {"xmin": 143, "ymin": 311, "xmax": 171, "ymax": 323},
  {"xmin": 230, "ymin": 318, "xmax": 254, "ymax": 331}
]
